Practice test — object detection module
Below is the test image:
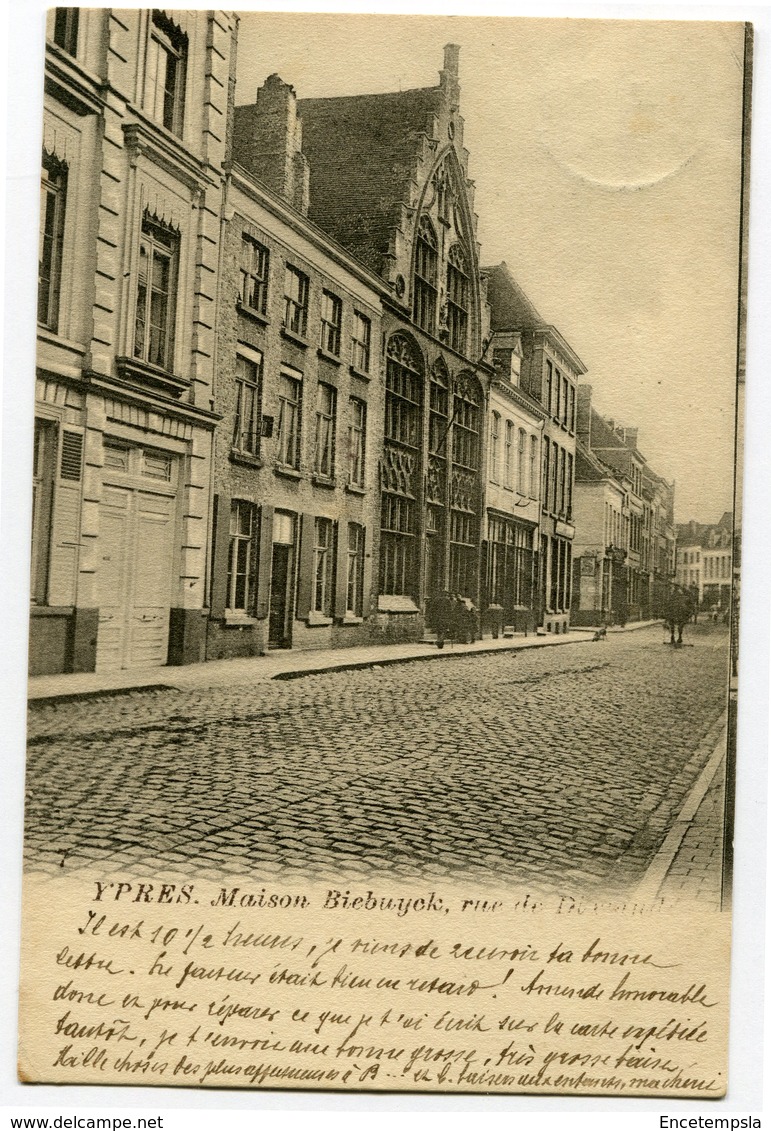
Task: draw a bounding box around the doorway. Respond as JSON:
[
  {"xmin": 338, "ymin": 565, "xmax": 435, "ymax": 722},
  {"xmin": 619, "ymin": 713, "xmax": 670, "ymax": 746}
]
[{"xmin": 268, "ymin": 511, "xmax": 295, "ymax": 648}]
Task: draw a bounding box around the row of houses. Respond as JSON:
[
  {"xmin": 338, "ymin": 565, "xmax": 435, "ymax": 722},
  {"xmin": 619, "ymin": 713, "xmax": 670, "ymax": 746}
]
[
  {"xmin": 675, "ymin": 513, "xmax": 734, "ymax": 611},
  {"xmin": 31, "ymin": 10, "xmax": 677, "ymax": 676}
]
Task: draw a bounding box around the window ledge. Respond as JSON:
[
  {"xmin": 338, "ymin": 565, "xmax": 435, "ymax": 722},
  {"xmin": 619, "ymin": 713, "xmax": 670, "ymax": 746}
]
[
  {"xmin": 115, "ymin": 356, "xmax": 189, "ymax": 398},
  {"xmin": 274, "ymin": 464, "xmax": 302, "ymax": 481},
  {"xmin": 230, "ymin": 450, "xmax": 263, "ymax": 469},
  {"xmin": 307, "ymin": 611, "xmax": 333, "ymax": 627},
  {"xmin": 37, "ymin": 326, "xmax": 85, "ymax": 356},
  {"xmin": 317, "ymin": 347, "xmax": 342, "ymax": 366},
  {"xmin": 281, "ymin": 327, "xmax": 308, "ymax": 349},
  {"xmin": 30, "ymin": 605, "xmax": 74, "ymax": 617},
  {"xmin": 349, "ymin": 365, "xmax": 370, "ymax": 382},
  {"xmin": 311, "ymin": 473, "xmax": 336, "ymax": 489},
  {"xmin": 341, "ymin": 614, "xmax": 363, "ymax": 625},
  {"xmin": 377, "ymin": 595, "xmax": 420, "ymax": 615},
  {"xmin": 223, "ymin": 612, "xmax": 258, "ymax": 627},
  {"xmin": 345, "ymin": 483, "xmax": 366, "ymax": 496},
  {"xmin": 236, "ymin": 301, "xmax": 270, "ymax": 327}
]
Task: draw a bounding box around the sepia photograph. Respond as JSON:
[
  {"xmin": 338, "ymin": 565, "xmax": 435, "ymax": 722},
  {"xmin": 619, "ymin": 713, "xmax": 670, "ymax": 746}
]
[{"xmin": 8, "ymin": 5, "xmax": 760, "ymax": 1105}]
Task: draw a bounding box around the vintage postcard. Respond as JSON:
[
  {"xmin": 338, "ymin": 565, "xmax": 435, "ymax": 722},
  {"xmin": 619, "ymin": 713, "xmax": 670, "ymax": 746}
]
[{"xmin": 15, "ymin": 9, "xmax": 750, "ymax": 1100}]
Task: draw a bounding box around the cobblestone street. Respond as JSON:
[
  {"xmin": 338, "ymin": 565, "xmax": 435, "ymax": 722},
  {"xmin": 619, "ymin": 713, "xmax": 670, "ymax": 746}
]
[{"xmin": 24, "ymin": 624, "xmax": 730, "ymax": 898}]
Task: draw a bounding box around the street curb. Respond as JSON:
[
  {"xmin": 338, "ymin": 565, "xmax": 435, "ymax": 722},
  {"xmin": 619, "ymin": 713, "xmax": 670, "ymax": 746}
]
[
  {"xmin": 634, "ymin": 711, "xmax": 728, "ymax": 903},
  {"xmin": 28, "ymin": 683, "xmax": 180, "ymax": 708},
  {"xmin": 271, "ymin": 634, "xmax": 595, "ymax": 681}
]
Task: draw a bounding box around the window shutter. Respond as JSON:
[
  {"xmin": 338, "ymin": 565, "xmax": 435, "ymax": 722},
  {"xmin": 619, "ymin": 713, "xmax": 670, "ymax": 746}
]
[
  {"xmin": 296, "ymin": 512, "xmax": 315, "ymax": 620},
  {"xmin": 47, "ymin": 427, "xmax": 83, "ymax": 606},
  {"xmin": 334, "ymin": 521, "xmax": 347, "ymax": 620},
  {"xmin": 255, "ymin": 504, "xmax": 274, "ymax": 620},
  {"xmin": 210, "ymin": 493, "xmax": 231, "ymax": 618},
  {"xmin": 361, "ymin": 551, "xmax": 372, "ymax": 619}
]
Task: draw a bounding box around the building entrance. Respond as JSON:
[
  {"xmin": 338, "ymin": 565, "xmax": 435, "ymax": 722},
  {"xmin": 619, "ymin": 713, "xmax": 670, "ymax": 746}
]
[
  {"xmin": 95, "ymin": 444, "xmax": 178, "ymax": 671},
  {"xmin": 268, "ymin": 511, "xmax": 295, "ymax": 648}
]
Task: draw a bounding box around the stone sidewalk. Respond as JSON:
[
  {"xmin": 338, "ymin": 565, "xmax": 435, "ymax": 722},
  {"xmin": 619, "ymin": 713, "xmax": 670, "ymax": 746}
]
[
  {"xmin": 28, "ymin": 618, "xmax": 666, "ymax": 704},
  {"xmin": 28, "ymin": 626, "xmax": 598, "ymax": 704},
  {"xmin": 636, "ymin": 711, "xmax": 728, "ymax": 910}
]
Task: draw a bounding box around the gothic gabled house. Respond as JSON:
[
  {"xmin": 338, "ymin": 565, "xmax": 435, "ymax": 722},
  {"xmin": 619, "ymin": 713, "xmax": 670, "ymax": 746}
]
[{"xmin": 298, "ymin": 45, "xmax": 492, "ymax": 639}]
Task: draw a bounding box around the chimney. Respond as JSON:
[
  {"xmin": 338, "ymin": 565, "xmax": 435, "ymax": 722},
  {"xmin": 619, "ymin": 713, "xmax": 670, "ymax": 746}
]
[
  {"xmin": 577, "ymin": 384, "xmax": 592, "ymax": 446},
  {"xmin": 233, "ymin": 75, "xmax": 310, "ymax": 215},
  {"xmin": 624, "ymin": 427, "xmax": 639, "ymax": 449}
]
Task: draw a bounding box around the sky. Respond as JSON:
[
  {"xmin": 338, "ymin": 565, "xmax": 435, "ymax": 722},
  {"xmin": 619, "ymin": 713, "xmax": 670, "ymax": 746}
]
[{"xmin": 236, "ymin": 14, "xmax": 746, "ymax": 525}]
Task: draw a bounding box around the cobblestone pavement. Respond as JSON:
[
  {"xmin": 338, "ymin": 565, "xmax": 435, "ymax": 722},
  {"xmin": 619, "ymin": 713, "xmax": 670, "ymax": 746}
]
[{"xmin": 24, "ymin": 624, "xmax": 731, "ymax": 895}]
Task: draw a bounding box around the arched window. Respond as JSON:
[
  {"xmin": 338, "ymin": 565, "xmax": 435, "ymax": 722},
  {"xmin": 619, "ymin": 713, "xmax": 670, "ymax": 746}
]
[
  {"xmin": 446, "ymin": 243, "xmax": 470, "ymax": 354},
  {"xmin": 380, "ymin": 335, "xmax": 423, "ymax": 597},
  {"xmin": 384, "ymin": 335, "xmax": 421, "ymax": 448},
  {"xmin": 412, "ymin": 216, "xmax": 438, "ymax": 334}
]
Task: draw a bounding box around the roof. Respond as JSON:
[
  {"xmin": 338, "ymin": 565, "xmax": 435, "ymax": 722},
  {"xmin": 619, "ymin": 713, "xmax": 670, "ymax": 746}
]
[
  {"xmin": 298, "ymin": 88, "xmax": 443, "ymax": 274},
  {"xmin": 482, "ymin": 262, "xmax": 548, "ymax": 331},
  {"xmin": 575, "ymin": 439, "xmax": 624, "ymax": 487},
  {"xmin": 482, "ymin": 262, "xmax": 587, "ymax": 376}
]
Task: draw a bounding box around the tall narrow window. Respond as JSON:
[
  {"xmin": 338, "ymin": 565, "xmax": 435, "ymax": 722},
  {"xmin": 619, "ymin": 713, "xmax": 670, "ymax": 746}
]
[
  {"xmin": 412, "ymin": 215, "xmax": 438, "ymax": 333},
  {"xmin": 530, "ymin": 434, "xmax": 538, "ymax": 497},
  {"xmin": 232, "ymin": 353, "xmax": 262, "ymax": 456},
  {"xmin": 239, "ymin": 236, "xmax": 269, "ymax": 315},
  {"xmin": 452, "ymin": 380, "xmax": 479, "ymax": 471},
  {"xmin": 145, "ymin": 11, "xmax": 187, "ymax": 136},
  {"xmin": 346, "ymin": 523, "xmax": 365, "ymax": 617},
  {"xmin": 490, "ymin": 413, "xmax": 500, "ymax": 483},
  {"xmin": 555, "ymin": 369, "xmax": 562, "ymax": 421},
  {"xmin": 446, "ymin": 243, "xmax": 469, "ymax": 354},
  {"xmin": 314, "ymin": 383, "xmax": 337, "ymax": 478},
  {"xmin": 558, "ymin": 446, "xmax": 566, "ymax": 513},
  {"xmin": 283, "ymin": 264, "xmax": 309, "ymax": 337},
  {"xmin": 277, "ymin": 369, "xmax": 302, "ymax": 468},
  {"xmin": 567, "ymin": 450, "xmax": 574, "ymax": 517},
  {"xmin": 348, "ymin": 397, "xmax": 366, "ymax": 488},
  {"xmin": 517, "ymin": 428, "xmax": 526, "ymax": 494},
  {"xmin": 545, "ymin": 361, "xmax": 553, "ymax": 414},
  {"xmin": 320, "ymin": 290, "xmax": 342, "ymax": 356},
  {"xmin": 561, "ymin": 375, "xmax": 569, "ymax": 426},
  {"xmin": 504, "ymin": 419, "xmax": 514, "ymax": 488},
  {"xmin": 53, "ymin": 8, "xmax": 79, "ymax": 55},
  {"xmin": 134, "ymin": 214, "xmax": 178, "ymax": 371},
  {"xmin": 38, "ymin": 155, "xmax": 68, "ymax": 331},
  {"xmin": 380, "ymin": 335, "xmax": 422, "ymax": 597},
  {"xmin": 351, "ymin": 311, "xmax": 371, "ymax": 373},
  {"xmin": 551, "ymin": 441, "xmax": 559, "ymax": 513},
  {"xmin": 227, "ymin": 501, "xmax": 256, "ymax": 613},
  {"xmin": 568, "ymin": 383, "xmax": 576, "ymax": 432},
  {"xmin": 313, "ymin": 518, "xmax": 335, "ymax": 615},
  {"xmin": 542, "ymin": 437, "xmax": 550, "ymax": 510}
]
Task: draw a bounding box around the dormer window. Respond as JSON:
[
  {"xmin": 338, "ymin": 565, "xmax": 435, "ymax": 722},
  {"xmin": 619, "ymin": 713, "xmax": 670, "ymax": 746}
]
[
  {"xmin": 446, "ymin": 244, "xmax": 469, "ymax": 354},
  {"xmin": 413, "ymin": 216, "xmax": 438, "ymax": 334}
]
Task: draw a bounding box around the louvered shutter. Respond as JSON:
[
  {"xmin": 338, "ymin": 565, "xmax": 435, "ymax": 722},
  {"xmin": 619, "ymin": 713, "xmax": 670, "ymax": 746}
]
[
  {"xmin": 334, "ymin": 521, "xmax": 347, "ymax": 619},
  {"xmin": 296, "ymin": 512, "xmax": 315, "ymax": 620},
  {"xmin": 47, "ymin": 427, "xmax": 83, "ymax": 606}
]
